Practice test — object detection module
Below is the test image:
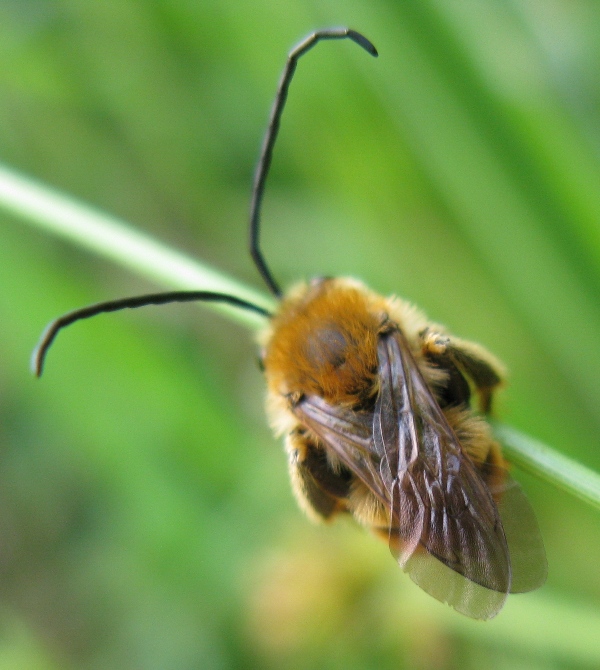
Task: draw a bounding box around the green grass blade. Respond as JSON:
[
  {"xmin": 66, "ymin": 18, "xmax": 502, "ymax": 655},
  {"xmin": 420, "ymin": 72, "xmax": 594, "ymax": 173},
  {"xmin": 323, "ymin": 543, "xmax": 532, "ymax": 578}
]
[
  {"xmin": 494, "ymin": 422, "xmax": 600, "ymax": 511},
  {"xmin": 0, "ymin": 163, "xmax": 275, "ymax": 328}
]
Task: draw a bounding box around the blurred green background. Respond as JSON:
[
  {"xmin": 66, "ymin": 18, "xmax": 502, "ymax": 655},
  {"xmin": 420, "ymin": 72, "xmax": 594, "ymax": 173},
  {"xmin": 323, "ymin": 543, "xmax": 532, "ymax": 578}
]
[{"xmin": 1, "ymin": 1, "xmax": 600, "ymax": 668}]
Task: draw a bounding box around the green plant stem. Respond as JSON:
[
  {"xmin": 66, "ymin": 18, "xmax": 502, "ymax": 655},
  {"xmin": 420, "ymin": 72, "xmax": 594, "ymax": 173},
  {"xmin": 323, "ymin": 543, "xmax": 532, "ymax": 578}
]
[
  {"xmin": 1, "ymin": 162, "xmax": 599, "ymax": 510},
  {"xmin": 493, "ymin": 422, "xmax": 600, "ymax": 510},
  {"xmin": 0, "ymin": 163, "xmax": 276, "ymax": 328}
]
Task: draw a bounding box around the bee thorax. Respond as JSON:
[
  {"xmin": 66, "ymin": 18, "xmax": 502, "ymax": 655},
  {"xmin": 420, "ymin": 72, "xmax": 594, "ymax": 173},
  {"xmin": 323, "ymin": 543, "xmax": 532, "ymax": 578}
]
[{"xmin": 262, "ymin": 279, "xmax": 383, "ymax": 405}]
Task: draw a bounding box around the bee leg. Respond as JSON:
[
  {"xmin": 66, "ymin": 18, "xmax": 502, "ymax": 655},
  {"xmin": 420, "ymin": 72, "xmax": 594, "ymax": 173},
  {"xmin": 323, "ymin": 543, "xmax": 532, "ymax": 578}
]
[
  {"xmin": 286, "ymin": 428, "xmax": 352, "ymax": 521},
  {"xmin": 420, "ymin": 331, "xmax": 471, "ymax": 409},
  {"xmin": 479, "ymin": 437, "xmax": 509, "ymax": 496},
  {"xmin": 420, "ymin": 329, "xmax": 504, "ymax": 414},
  {"xmin": 447, "ymin": 338, "xmax": 504, "ymax": 414}
]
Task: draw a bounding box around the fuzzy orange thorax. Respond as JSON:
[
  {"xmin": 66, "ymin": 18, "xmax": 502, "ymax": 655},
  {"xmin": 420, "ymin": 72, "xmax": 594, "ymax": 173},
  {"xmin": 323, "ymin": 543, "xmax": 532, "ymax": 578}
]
[{"xmin": 263, "ymin": 279, "xmax": 387, "ymax": 406}]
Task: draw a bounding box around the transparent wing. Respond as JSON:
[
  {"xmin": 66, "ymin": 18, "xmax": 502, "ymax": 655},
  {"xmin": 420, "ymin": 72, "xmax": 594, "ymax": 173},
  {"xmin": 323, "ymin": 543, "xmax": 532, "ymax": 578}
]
[
  {"xmin": 376, "ymin": 331, "xmax": 515, "ymax": 617},
  {"xmin": 293, "ymin": 395, "xmax": 389, "ymax": 506},
  {"xmin": 486, "ymin": 466, "xmax": 547, "ymax": 594},
  {"xmin": 398, "ymin": 464, "xmax": 547, "ymax": 619}
]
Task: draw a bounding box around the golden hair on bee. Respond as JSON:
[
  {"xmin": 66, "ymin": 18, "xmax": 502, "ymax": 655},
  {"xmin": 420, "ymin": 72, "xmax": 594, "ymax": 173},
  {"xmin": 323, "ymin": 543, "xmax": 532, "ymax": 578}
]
[
  {"xmin": 263, "ymin": 278, "xmax": 383, "ymax": 406},
  {"xmin": 32, "ymin": 28, "xmax": 546, "ymax": 620}
]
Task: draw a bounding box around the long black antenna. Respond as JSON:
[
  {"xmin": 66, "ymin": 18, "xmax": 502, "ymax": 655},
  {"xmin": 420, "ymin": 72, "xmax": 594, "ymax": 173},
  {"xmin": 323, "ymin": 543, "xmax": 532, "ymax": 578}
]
[
  {"xmin": 32, "ymin": 291, "xmax": 271, "ymax": 377},
  {"xmin": 249, "ymin": 27, "xmax": 378, "ymax": 298},
  {"xmin": 32, "ymin": 29, "xmax": 377, "ymax": 376}
]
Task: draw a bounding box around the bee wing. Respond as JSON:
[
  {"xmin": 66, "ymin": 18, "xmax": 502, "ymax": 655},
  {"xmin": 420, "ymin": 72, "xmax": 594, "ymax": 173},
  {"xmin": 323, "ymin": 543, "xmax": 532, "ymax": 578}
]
[
  {"xmin": 377, "ymin": 330, "xmax": 520, "ymax": 618},
  {"xmin": 294, "ymin": 394, "xmax": 390, "ymax": 506},
  {"xmin": 376, "ymin": 332, "xmax": 509, "ymax": 568},
  {"xmin": 485, "ymin": 466, "xmax": 547, "ymax": 594},
  {"xmin": 397, "ymin": 464, "xmax": 547, "ymax": 619}
]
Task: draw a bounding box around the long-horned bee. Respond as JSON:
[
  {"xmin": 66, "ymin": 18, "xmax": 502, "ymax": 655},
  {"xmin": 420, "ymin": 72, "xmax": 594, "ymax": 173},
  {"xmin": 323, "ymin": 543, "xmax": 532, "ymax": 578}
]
[{"xmin": 33, "ymin": 28, "xmax": 546, "ymax": 619}]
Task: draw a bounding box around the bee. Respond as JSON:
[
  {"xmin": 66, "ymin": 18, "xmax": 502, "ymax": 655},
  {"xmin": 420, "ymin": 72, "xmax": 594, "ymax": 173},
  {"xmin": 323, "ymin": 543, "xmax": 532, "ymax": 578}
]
[{"xmin": 33, "ymin": 28, "xmax": 546, "ymax": 619}]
